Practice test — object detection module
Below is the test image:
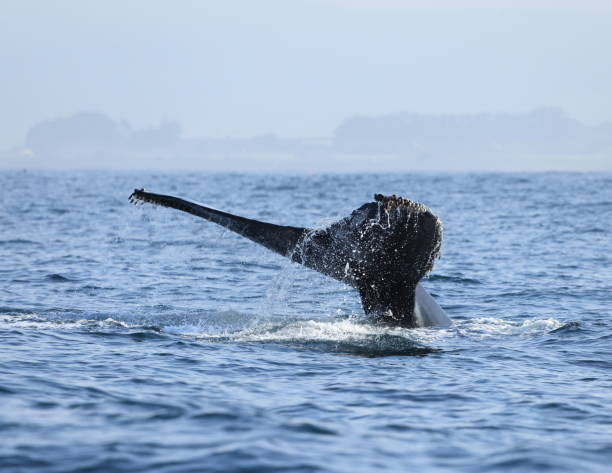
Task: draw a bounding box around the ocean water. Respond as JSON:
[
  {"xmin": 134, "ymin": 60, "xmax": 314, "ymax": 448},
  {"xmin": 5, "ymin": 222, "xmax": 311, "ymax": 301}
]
[{"xmin": 1, "ymin": 170, "xmax": 611, "ymax": 473}]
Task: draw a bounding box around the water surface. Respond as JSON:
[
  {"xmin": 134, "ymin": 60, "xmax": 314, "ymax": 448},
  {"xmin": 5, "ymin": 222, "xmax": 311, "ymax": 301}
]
[{"xmin": 1, "ymin": 171, "xmax": 611, "ymax": 472}]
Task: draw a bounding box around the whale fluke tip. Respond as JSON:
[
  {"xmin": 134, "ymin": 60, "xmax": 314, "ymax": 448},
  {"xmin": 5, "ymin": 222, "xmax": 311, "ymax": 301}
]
[
  {"xmin": 129, "ymin": 188, "xmax": 143, "ymax": 205},
  {"xmin": 130, "ymin": 188, "xmax": 154, "ymax": 206}
]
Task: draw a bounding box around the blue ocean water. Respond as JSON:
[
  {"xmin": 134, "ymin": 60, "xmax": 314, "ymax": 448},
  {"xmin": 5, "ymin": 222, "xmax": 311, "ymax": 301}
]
[{"xmin": 1, "ymin": 170, "xmax": 611, "ymax": 472}]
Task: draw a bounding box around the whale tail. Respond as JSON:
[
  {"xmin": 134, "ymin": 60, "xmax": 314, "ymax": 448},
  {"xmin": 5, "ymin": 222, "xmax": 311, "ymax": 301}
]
[
  {"xmin": 129, "ymin": 189, "xmax": 305, "ymax": 257},
  {"xmin": 130, "ymin": 189, "xmax": 445, "ymax": 327}
]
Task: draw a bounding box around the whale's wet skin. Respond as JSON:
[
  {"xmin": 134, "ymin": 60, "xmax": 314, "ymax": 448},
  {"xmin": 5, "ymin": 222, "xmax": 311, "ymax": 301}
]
[
  {"xmin": 1, "ymin": 171, "xmax": 611, "ymax": 472},
  {"xmin": 128, "ymin": 189, "xmax": 450, "ymax": 328}
]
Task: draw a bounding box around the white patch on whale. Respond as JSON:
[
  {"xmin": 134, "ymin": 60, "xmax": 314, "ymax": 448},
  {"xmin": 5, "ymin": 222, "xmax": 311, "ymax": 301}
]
[{"xmin": 414, "ymin": 283, "xmax": 452, "ymax": 328}]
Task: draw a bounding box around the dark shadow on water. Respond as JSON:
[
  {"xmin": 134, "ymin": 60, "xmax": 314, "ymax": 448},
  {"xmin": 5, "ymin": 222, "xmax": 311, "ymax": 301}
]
[
  {"xmin": 427, "ymin": 274, "xmax": 482, "ymax": 285},
  {"xmin": 260, "ymin": 335, "xmax": 442, "ymax": 358},
  {"xmin": 549, "ymin": 321, "xmax": 581, "ymax": 333}
]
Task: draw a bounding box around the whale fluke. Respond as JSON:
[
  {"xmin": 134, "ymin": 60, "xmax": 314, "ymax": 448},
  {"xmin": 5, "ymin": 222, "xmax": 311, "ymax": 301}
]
[
  {"xmin": 130, "ymin": 189, "xmax": 446, "ymax": 328},
  {"xmin": 129, "ymin": 189, "xmax": 305, "ymax": 257}
]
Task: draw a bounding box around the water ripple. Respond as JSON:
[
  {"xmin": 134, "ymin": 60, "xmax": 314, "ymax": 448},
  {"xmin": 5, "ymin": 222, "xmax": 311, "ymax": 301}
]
[{"xmin": 1, "ymin": 171, "xmax": 611, "ymax": 473}]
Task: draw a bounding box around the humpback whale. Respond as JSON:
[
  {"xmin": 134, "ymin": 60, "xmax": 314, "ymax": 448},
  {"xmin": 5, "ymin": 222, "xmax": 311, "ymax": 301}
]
[{"xmin": 129, "ymin": 190, "xmax": 451, "ymax": 328}]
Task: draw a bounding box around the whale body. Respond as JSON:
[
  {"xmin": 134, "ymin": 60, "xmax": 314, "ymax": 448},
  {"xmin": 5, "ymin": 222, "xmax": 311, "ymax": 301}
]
[{"xmin": 130, "ymin": 190, "xmax": 451, "ymax": 328}]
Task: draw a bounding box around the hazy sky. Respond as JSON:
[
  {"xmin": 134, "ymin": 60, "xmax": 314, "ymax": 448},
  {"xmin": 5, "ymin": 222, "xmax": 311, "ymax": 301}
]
[{"xmin": 2, "ymin": 0, "xmax": 611, "ymax": 149}]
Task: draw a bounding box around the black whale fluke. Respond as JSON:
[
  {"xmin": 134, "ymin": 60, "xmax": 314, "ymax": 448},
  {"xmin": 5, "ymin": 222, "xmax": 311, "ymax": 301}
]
[
  {"xmin": 128, "ymin": 189, "xmax": 305, "ymax": 256},
  {"xmin": 130, "ymin": 189, "xmax": 443, "ymax": 327}
]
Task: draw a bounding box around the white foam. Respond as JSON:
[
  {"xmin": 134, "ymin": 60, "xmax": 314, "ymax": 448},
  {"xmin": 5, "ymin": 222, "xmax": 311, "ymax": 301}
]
[
  {"xmin": 184, "ymin": 316, "xmax": 452, "ymax": 346},
  {"xmin": 1, "ymin": 311, "xmax": 568, "ymax": 348},
  {"xmin": 0, "ymin": 313, "xmax": 137, "ymax": 331},
  {"xmin": 456, "ymin": 317, "xmax": 565, "ymax": 339}
]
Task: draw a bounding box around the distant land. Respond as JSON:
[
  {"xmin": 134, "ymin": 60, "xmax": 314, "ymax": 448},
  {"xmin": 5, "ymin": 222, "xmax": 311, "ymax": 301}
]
[{"xmin": 2, "ymin": 108, "xmax": 611, "ymax": 171}]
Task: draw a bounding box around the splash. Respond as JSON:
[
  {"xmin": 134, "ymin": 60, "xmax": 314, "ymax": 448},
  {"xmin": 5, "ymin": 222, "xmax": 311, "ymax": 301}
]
[
  {"xmin": 0, "ymin": 313, "xmax": 134, "ymax": 331},
  {"xmin": 456, "ymin": 317, "xmax": 567, "ymax": 339},
  {"xmin": 0, "ymin": 310, "xmax": 574, "ymax": 357}
]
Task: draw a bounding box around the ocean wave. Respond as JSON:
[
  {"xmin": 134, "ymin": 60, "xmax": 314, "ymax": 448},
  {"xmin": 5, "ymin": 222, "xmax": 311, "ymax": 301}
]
[
  {"xmin": 0, "ymin": 310, "xmax": 573, "ymax": 357},
  {"xmin": 456, "ymin": 316, "xmax": 567, "ymax": 338}
]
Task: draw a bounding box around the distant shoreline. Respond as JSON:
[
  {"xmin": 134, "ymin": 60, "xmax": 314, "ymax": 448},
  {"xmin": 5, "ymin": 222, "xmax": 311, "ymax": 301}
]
[{"xmin": 2, "ymin": 108, "xmax": 611, "ymax": 172}]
